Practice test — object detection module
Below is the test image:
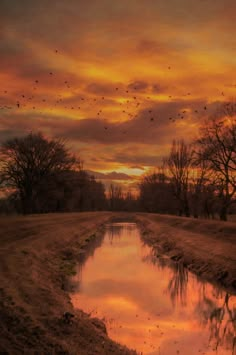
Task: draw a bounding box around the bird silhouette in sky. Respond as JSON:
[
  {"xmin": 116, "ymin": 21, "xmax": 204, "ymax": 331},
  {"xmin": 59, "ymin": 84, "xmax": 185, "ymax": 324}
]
[{"xmin": 1, "ymin": 51, "xmax": 229, "ymax": 141}]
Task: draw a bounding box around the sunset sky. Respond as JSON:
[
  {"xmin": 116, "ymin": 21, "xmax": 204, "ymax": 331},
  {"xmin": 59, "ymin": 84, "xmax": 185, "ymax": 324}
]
[{"xmin": 1, "ymin": 0, "xmax": 236, "ymax": 191}]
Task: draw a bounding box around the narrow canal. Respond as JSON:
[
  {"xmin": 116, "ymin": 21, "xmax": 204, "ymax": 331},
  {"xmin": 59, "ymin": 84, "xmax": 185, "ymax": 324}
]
[{"xmin": 70, "ymin": 222, "xmax": 236, "ymax": 355}]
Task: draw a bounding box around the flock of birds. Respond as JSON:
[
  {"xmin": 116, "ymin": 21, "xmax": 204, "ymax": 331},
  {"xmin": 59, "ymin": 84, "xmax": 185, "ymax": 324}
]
[{"xmin": 0, "ymin": 48, "xmax": 234, "ymax": 133}]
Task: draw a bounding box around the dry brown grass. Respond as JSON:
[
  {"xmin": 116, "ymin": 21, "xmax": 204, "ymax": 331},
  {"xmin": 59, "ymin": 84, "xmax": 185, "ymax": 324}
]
[
  {"xmin": 0, "ymin": 211, "xmax": 235, "ymax": 354},
  {"xmin": 0, "ymin": 212, "xmax": 136, "ymax": 354},
  {"xmin": 135, "ymin": 213, "xmax": 236, "ymax": 293}
]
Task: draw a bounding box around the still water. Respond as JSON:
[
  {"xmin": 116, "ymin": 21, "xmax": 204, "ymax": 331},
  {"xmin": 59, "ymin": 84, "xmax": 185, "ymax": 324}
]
[{"xmin": 70, "ymin": 223, "xmax": 236, "ymax": 355}]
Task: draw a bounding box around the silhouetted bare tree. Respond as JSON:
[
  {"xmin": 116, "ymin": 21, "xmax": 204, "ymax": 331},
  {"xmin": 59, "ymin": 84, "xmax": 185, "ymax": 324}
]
[
  {"xmin": 108, "ymin": 184, "xmax": 137, "ymax": 211},
  {"xmin": 108, "ymin": 184, "xmax": 123, "ymax": 211},
  {"xmin": 139, "ymin": 170, "xmax": 176, "ymax": 213},
  {"xmin": 32, "ymin": 170, "xmax": 106, "ymax": 213},
  {"xmin": 188, "ymin": 152, "xmax": 213, "ymax": 218},
  {"xmin": 0, "ymin": 132, "xmax": 77, "ymax": 214},
  {"xmin": 197, "ymin": 108, "xmax": 236, "ymax": 220},
  {"xmin": 164, "ymin": 140, "xmax": 194, "ymax": 217}
]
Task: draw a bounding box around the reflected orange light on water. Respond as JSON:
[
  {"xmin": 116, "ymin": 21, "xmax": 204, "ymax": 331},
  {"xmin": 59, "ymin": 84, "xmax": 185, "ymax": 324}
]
[{"xmin": 70, "ymin": 223, "xmax": 236, "ymax": 355}]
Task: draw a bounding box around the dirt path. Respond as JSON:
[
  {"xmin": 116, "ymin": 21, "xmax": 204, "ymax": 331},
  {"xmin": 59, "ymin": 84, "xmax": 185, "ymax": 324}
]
[{"xmin": 0, "ymin": 212, "xmax": 235, "ymax": 354}]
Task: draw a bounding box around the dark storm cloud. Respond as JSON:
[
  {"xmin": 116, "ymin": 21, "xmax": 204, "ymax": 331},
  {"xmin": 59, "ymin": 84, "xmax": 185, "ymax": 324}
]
[
  {"xmin": 86, "ymin": 82, "xmax": 120, "ymax": 96},
  {"xmin": 134, "ymin": 38, "xmax": 177, "ymax": 59},
  {"xmin": 2, "ymin": 0, "xmax": 236, "ymax": 51},
  {"xmin": 0, "ymin": 37, "xmax": 31, "ymax": 75},
  {"xmin": 86, "ymin": 170, "xmax": 132, "ymax": 180},
  {"xmin": 151, "ymin": 83, "xmax": 166, "ymax": 93},
  {"xmin": 0, "ymin": 0, "xmax": 150, "ymax": 50},
  {"xmin": 0, "ymin": 35, "xmax": 74, "ymax": 85},
  {"xmin": 127, "ymin": 81, "xmax": 149, "ymax": 92},
  {"xmin": 0, "ymin": 0, "xmax": 235, "ymax": 179},
  {"xmin": 112, "ymin": 153, "xmax": 161, "ymax": 167},
  {"xmin": 0, "ymin": 99, "xmax": 221, "ymax": 145},
  {"xmin": 86, "ymin": 80, "xmax": 161, "ymax": 97},
  {"xmin": 136, "ymin": 39, "xmax": 163, "ymax": 55}
]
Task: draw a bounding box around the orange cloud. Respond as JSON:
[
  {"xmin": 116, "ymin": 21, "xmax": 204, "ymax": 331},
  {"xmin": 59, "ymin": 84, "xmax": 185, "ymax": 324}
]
[{"xmin": 1, "ymin": 0, "xmax": 236, "ymax": 188}]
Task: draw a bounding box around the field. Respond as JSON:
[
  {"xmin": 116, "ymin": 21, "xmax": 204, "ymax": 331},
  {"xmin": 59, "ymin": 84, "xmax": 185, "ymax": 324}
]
[{"xmin": 0, "ymin": 212, "xmax": 235, "ymax": 354}]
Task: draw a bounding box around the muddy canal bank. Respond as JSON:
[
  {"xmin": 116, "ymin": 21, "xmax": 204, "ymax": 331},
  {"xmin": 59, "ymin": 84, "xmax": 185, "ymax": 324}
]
[
  {"xmin": 71, "ymin": 221, "xmax": 236, "ymax": 355},
  {"xmin": 0, "ymin": 212, "xmax": 235, "ymax": 354},
  {"xmin": 135, "ymin": 213, "xmax": 236, "ymax": 294},
  {"xmin": 0, "ymin": 212, "xmax": 136, "ymax": 354}
]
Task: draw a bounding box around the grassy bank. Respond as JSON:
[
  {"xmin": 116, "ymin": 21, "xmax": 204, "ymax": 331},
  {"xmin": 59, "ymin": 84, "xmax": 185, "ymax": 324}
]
[
  {"xmin": 0, "ymin": 212, "xmax": 136, "ymax": 354},
  {"xmin": 135, "ymin": 213, "xmax": 236, "ymax": 294},
  {"xmin": 0, "ymin": 211, "xmax": 235, "ymax": 354}
]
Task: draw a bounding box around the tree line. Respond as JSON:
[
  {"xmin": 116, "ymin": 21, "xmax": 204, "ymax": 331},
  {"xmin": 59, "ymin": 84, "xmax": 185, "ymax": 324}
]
[
  {"xmin": 0, "ymin": 132, "xmax": 106, "ymax": 214},
  {"xmin": 0, "ymin": 102, "xmax": 235, "ymax": 220},
  {"xmin": 140, "ymin": 102, "xmax": 236, "ymax": 221}
]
